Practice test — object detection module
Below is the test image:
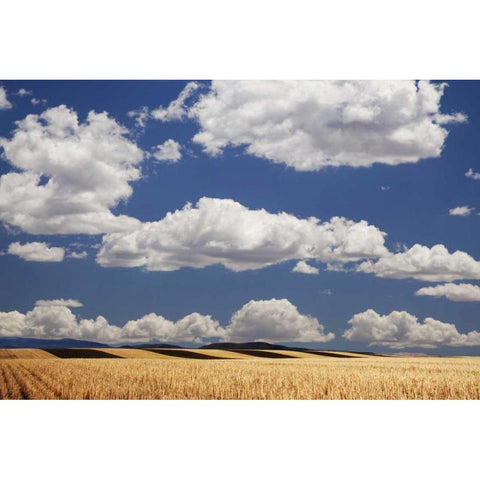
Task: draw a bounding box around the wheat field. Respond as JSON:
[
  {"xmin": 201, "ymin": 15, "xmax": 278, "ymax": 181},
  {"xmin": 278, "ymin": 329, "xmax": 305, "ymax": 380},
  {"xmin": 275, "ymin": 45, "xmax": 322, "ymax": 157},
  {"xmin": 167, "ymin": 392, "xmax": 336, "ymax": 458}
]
[{"xmin": 1, "ymin": 355, "xmax": 479, "ymax": 400}]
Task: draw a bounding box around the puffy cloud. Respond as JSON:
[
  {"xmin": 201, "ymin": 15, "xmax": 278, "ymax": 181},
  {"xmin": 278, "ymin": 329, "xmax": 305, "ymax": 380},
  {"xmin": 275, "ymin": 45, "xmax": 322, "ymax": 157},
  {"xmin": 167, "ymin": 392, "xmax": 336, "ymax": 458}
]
[
  {"xmin": 68, "ymin": 250, "xmax": 88, "ymax": 259},
  {"xmin": 292, "ymin": 260, "xmax": 319, "ymax": 275},
  {"xmin": 35, "ymin": 299, "xmax": 83, "ymax": 308},
  {"xmin": 0, "ymin": 311, "xmax": 29, "ymax": 337},
  {"xmin": 465, "ymin": 168, "xmax": 480, "ymax": 180},
  {"xmin": 0, "ymin": 105, "xmax": 143, "ymax": 234},
  {"xmin": 224, "ymin": 298, "xmax": 334, "ymax": 343},
  {"xmin": 415, "ymin": 283, "xmax": 480, "ymax": 302},
  {"xmin": 357, "ymin": 244, "xmax": 480, "ymax": 282},
  {"xmin": 8, "ymin": 242, "xmax": 64, "ymax": 262},
  {"xmin": 97, "ymin": 197, "xmax": 388, "ymax": 271},
  {"xmin": 0, "ymin": 298, "xmax": 335, "ymax": 344},
  {"xmin": 381, "ymin": 186, "xmax": 391, "ymax": 191},
  {"xmin": 191, "ymin": 80, "xmax": 465, "ymax": 171},
  {"xmin": 2, "ymin": 305, "xmax": 81, "ymax": 339},
  {"xmin": 0, "ymin": 304, "xmax": 224, "ymax": 344},
  {"xmin": 449, "ymin": 205, "xmax": 474, "ymax": 216},
  {"xmin": 0, "ymin": 86, "xmax": 12, "ymax": 110},
  {"xmin": 120, "ymin": 312, "xmax": 224, "ymax": 343},
  {"xmin": 151, "ymin": 82, "xmax": 199, "ymax": 122},
  {"xmin": 152, "ymin": 139, "xmax": 182, "ymax": 162},
  {"xmin": 343, "ymin": 309, "xmax": 480, "ymax": 348}
]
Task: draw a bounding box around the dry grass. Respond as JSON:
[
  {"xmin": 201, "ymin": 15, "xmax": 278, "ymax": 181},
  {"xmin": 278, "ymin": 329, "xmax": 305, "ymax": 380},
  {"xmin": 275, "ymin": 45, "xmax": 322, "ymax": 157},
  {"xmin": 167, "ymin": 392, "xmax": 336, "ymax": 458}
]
[
  {"xmin": 0, "ymin": 349, "xmax": 56, "ymax": 359},
  {"xmin": 1, "ymin": 356, "xmax": 480, "ymax": 400}
]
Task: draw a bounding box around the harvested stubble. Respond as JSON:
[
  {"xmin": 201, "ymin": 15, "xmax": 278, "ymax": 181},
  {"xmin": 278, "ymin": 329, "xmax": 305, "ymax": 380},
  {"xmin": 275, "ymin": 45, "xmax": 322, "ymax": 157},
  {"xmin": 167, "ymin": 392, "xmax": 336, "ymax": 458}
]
[
  {"xmin": 1, "ymin": 356, "xmax": 480, "ymax": 400},
  {"xmin": 0, "ymin": 349, "xmax": 56, "ymax": 359}
]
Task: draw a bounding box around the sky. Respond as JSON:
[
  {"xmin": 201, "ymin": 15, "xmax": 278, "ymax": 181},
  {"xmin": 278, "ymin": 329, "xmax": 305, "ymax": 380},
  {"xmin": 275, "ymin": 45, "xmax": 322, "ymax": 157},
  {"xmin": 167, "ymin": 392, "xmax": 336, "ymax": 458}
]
[{"xmin": 0, "ymin": 80, "xmax": 480, "ymax": 353}]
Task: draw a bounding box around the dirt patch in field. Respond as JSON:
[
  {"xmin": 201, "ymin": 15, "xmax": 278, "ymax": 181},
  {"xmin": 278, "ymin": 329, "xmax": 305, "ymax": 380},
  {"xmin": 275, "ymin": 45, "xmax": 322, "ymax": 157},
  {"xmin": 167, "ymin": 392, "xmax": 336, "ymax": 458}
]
[
  {"xmin": 95, "ymin": 348, "xmax": 175, "ymax": 359},
  {"xmin": 182, "ymin": 349, "xmax": 252, "ymax": 359},
  {"xmin": 307, "ymin": 351, "xmax": 361, "ymax": 358},
  {"xmin": 146, "ymin": 349, "xmax": 229, "ymax": 359},
  {"xmin": 226, "ymin": 349, "xmax": 295, "ymax": 359},
  {"xmin": 42, "ymin": 349, "xmax": 122, "ymax": 359}
]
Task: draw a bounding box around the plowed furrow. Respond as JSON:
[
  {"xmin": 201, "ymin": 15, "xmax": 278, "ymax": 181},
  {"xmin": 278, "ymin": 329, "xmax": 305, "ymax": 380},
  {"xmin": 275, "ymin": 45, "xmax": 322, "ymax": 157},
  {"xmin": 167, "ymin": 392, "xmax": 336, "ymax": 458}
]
[
  {"xmin": 13, "ymin": 362, "xmax": 60, "ymax": 399},
  {"xmin": 1, "ymin": 362, "xmax": 27, "ymax": 399},
  {"xmin": 0, "ymin": 363, "xmax": 10, "ymax": 399}
]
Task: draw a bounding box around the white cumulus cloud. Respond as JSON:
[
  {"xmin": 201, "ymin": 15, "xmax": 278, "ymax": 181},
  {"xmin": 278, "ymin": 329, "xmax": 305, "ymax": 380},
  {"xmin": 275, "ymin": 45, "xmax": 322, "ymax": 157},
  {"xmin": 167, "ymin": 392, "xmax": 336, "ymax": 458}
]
[
  {"xmin": 7, "ymin": 242, "xmax": 64, "ymax": 262},
  {"xmin": 415, "ymin": 283, "xmax": 480, "ymax": 302},
  {"xmin": 357, "ymin": 244, "xmax": 480, "ymax": 282},
  {"xmin": 292, "ymin": 260, "xmax": 319, "ymax": 275},
  {"xmin": 224, "ymin": 298, "xmax": 334, "ymax": 343},
  {"xmin": 152, "ymin": 139, "xmax": 182, "ymax": 162},
  {"xmin": 35, "ymin": 299, "xmax": 83, "ymax": 308},
  {"xmin": 0, "ymin": 86, "xmax": 12, "ymax": 110},
  {"xmin": 0, "ymin": 105, "xmax": 144, "ymax": 235},
  {"xmin": 191, "ymin": 80, "xmax": 465, "ymax": 171},
  {"xmin": 120, "ymin": 312, "xmax": 224, "ymax": 343},
  {"xmin": 0, "ymin": 304, "xmax": 223, "ymax": 344},
  {"xmin": 0, "ymin": 298, "xmax": 335, "ymax": 344},
  {"xmin": 343, "ymin": 309, "xmax": 480, "ymax": 348},
  {"xmin": 97, "ymin": 197, "xmax": 388, "ymax": 271},
  {"xmin": 449, "ymin": 205, "xmax": 474, "ymax": 216}
]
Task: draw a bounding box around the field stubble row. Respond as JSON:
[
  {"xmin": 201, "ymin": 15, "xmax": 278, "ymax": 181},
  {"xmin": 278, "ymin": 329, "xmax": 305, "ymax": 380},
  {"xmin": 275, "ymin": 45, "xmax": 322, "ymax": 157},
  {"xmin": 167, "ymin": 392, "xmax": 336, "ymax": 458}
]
[{"xmin": 1, "ymin": 356, "xmax": 480, "ymax": 400}]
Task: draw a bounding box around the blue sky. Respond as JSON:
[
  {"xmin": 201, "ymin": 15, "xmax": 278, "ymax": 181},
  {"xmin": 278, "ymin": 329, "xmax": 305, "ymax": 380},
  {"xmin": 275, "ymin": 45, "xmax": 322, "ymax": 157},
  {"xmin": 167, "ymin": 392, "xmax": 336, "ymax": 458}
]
[{"xmin": 1, "ymin": 80, "xmax": 480, "ymax": 352}]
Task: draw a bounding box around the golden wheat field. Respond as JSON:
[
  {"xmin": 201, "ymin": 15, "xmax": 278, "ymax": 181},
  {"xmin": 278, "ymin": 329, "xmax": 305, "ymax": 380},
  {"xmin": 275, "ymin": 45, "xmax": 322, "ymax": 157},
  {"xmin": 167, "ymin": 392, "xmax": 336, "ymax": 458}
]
[{"xmin": 1, "ymin": 353, "xmax": 480, "ymax": 400}]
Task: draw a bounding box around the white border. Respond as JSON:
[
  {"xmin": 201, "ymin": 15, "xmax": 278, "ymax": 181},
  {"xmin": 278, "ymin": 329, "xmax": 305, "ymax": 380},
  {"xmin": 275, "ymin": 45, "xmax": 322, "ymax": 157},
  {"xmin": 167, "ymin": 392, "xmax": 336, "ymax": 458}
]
[
  {"xmin": 1, "ymin": 0, "xmax": 480, "ymax": 79},
  {"xmin": 0, "ymin": 400, "xmax": 478, "ymax": 479}
]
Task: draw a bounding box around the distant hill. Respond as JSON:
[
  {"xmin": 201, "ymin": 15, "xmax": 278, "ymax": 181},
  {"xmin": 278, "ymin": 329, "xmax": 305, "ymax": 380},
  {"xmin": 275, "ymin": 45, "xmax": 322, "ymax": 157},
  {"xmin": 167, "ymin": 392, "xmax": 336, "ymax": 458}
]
[
  {"xmin": 119, "ymin": 343, "xmax": 182, "ymax": 349},
  {"xmin": 201, "ymin": 341, "xmax": 309, "ymax": 351},
  {"xmin": 0, "ymin": 337, "xmax": 110, "ymax": 349}
]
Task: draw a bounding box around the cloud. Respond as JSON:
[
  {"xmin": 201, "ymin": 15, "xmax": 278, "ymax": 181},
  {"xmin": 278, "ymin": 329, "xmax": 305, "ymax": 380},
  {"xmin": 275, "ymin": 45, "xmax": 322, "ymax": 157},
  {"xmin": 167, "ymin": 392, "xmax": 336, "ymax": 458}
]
[
  {"xmin": 0, "ymin": 105, "xmax": 144, "ymax": 234},
  {"xmin": 224, "ymin": 298, "xmax": 334, "ymax": 343},
  {"xmin": 449, "ymin": 205, "xmax": 474, "ymax": 216},
  {"xmin": 16, "ymin": 88, "xmax": 32, "ymax": 97},
  {"xmin": 120, "ymin": 312, "xmax": 224, "ymax": 343},
  {"xmin": 343, "ymin": 309, "xmax": 480, "ymax": 348},
  {"xmin": 381, "ymin": 186, "xmax": 391, "ymax": 191},
  {"xmin": 97, "ymin": 197, "xmax": 388, "ymax": 271},
  {"xmin": 31, "ymin": 97, "xmax": 47, "ymax": 106},
  {"xmin": 0, "ymin": 304, "xmax": 223, "ymax": 344},
  {"xmin": 191, "ymin": 80, "xmax": 465, "ymax": 171},
  {"xmin": 127, "ymin": 106, "xmax": 149, "ymax": 128},
  {"xmin": 7, "ymin": 242, "xmax": 64, "ymax": 262},
  {"xmin": 152, "ymin": 139, "xmax": 182, "ymax": 162},
  {"xmin": 35, "ymin": 299, "xmax": 83, "ymax": 308},
  {"xmin": 465, "ymin": 168, "xmax": 480, "ymax": 180},
  {"xmin": 0, "ymin": 298, "xmax": 335, "ymax": 344},
  {"xmin": 415, "ymin": 283, "xmax": 480, "ymax": 302},
  {"xmin": 68, "ymin": 250, "xmax": 88, "ymax": 259},
  {"xmin": 357, "ymin": 244, "xmax": 480, "ymax": 282},
  {"xmin": 0, "ymin": 86, "xmax": 12, "ymax": 110},
  {"xmin": 292, "ymin": 260, "xmax": 319, "ymax": 275},
  {"xmin": 151, "ymin": 82, "xmax": 199, "ymax": 122}
]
